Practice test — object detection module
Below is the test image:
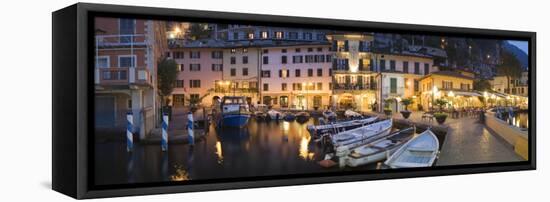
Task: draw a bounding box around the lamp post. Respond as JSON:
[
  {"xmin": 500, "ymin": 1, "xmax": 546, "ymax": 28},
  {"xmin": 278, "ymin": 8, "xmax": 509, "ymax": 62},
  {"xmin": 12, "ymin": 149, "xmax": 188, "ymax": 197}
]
[{"xmin": 431, "ymin": 85, "xmax": 439, "ymax": 110}]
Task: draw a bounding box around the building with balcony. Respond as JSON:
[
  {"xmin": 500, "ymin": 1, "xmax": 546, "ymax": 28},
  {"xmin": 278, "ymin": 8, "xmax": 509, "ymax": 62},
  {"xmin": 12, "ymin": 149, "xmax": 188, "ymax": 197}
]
[
  {"xmin": 168, "ymin": 40, "xmax": 226, "ymax": 107},
  {"xmin": 94, "ymin": 17, "xmax": 167, "ymax": 139},
  {"xmin": 492, "ymin": 71, "xmax": 529, "ymax": 97},
  {"xmin": 259, "ymin": 44, "xmax": 332, "ymax": 110},
  {"xmin": 216, "ymin": 24, "xmax": 328, "ymax": 43},
  {"xmin": 221, "ymin": 46, "xmax": 261, "ymax": 105},
  {"xmin": 418, "ymin": 70, "xmax": 481, "ymax": 110},
  {"xmin": 326, "ymin": 33, "xmax": 378, "ymax": 111}
]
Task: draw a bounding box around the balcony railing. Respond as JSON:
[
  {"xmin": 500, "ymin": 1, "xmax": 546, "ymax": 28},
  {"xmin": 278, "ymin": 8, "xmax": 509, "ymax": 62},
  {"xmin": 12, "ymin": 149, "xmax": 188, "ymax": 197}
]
[
  {"xmin": 214, "ymin": 88, "xmax": 259, "ymax": 93},
  {"xmin": 333, "ymin": 83, "xmax": 377, "ymax": 91},
  {"xmin": 95, "ymin": 67, "xmax": 152, "ymax": 87},
  {"xmin": 95, "ymin": 34, "xmax": 147, "ymax": 48}
]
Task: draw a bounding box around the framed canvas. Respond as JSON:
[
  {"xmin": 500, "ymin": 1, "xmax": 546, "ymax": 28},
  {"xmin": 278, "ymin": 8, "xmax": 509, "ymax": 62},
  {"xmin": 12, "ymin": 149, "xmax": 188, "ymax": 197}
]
[{"xmin": 52, "ymin": 3, "xmax": 536, "ymax": 199}]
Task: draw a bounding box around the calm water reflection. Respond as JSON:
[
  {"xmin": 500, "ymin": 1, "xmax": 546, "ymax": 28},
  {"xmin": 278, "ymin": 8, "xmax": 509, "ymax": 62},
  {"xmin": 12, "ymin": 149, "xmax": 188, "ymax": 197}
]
[
  {"xmin": 500, "ymin": 112, "xmax": 529, "ymax": 129},
  {"xmin": 95, "ymin": 118, "xmax": 383, "ymax": 185}
]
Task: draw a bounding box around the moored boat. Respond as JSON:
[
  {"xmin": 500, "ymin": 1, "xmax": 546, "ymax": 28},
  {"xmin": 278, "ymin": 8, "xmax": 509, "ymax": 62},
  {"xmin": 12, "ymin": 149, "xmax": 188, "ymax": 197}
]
[
  {"xmin": 307, "ymin": 117, "xmax": 378, "ymax": 140},
  {"xmin": 344, "ymin": 109, "xmax": 363, "ymax": 119},
  {"xmin": 283, "ymin": 112, "xmax": 296, "ymax": 122},
  {"xmin": 322, "ymin": 110, "xmax": 337, "ymax": 121},
  {"xmin": 384, "ymin": 129, "xmax": 439, "ymax": 168},
  {"xmin": 296, "ymin": 112, "xmax": 311, "ymax": 123},
  {"xmin": 330, "ymin": 119, "xmax": 393, "ymax": 157},
  {"xmin": 344, "ymin": 127, "xmax": 415, "ymax": 167},
  {"xmin": 267, "ymin": 109, "xmax": 283, "ymax": 121},
  {"xmin": 219, "ymin": 96, "xmax": 251, "ymax": 128}
]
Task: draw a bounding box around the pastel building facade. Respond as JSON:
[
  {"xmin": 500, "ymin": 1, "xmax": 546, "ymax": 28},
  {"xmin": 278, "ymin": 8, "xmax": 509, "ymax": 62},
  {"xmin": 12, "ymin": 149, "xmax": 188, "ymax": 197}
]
[
  {"xmin": 222, "ymin": 47, "xmax": 261, "ymax": 105},
  {"xmin": 492, "ymin": 71, "xmax": 529, "ymax": 97},
  {"xmin": 168, "ymin": 46, "xmax": 225, "ymax": 107},
  {"xmin": 260, "ymin": 45, "xmax": 333, "ymax": 110},
  {"xmin": 94, "ymin": 17, "xmax": 167, "ymax": 139},
  {"xmin": 418, "ymin": 71, "xmax": 480, "ymax": 110}
]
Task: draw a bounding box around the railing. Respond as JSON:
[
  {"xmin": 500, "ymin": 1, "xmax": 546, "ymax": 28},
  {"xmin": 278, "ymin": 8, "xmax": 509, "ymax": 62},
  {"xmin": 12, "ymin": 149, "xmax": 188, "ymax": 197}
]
[
  {"xmin": 95, "ymin": 67, "xmax": 152, "ymax": 86},
  {"xmin": 333, "ymin": 83, "xmax": 377, "ymax": 91},
  {"xmin": 214, "ymin": 88, "xmax": 259, "ymax": 93},
  {"xmin": 95, "ymin": 34, "xmax": 147, "ymax": 47}
]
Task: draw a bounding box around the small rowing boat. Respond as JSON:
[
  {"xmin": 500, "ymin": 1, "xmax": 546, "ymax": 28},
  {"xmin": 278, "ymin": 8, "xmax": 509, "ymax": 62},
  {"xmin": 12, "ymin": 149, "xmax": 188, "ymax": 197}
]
[{"xmin": 384, "ymin": 129, "xmax": 439, "ymax": 168}]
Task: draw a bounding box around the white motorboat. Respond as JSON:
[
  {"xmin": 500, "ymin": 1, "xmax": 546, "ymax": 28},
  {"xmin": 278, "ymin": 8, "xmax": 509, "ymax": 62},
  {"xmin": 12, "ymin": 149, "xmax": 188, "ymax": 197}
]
[{"xmin": 330, "ymin": 119, "xmax": 393, "ymax": 157}]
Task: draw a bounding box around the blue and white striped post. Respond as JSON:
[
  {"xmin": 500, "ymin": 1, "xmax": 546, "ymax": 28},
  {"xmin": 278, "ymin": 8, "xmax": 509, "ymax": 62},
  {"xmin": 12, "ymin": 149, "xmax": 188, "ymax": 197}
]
[
  {"xmin": 126, "ymin": 112, "xmax": 133, "ymax": 152},
  {"xmin": 161, "ymin": 113, "xmax": 169, "ymax": 151}
]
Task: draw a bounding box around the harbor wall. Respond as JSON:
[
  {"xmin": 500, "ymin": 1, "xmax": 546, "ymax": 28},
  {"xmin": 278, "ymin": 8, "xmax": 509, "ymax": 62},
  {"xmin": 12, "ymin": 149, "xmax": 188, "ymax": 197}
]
[{"xmin": 485, "ymin": 112, "xmax": 529, "ymax": 160}]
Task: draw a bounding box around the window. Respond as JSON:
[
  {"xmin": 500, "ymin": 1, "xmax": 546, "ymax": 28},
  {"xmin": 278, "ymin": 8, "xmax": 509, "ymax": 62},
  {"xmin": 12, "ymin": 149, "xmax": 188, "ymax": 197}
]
[
  {"xmin": 292, "ymin": 55, "xmax": 303, "ymax": 63},
  {"xmin": 179, "ymin": 64, "xmax": 184, "ymax": 71},
  {"xmin": 442, "ymin": 81, "xmax": 453, "ymax": 89},
  {"xmin": 414, "ymin": 62, "xmax": 420, "ymax": 74},
  {"xmin": 127, "ymin": 99, "xmax": 132, "ymax": 109},
  {"xmin": 424, "ymin": 63, "xmax": 430, "ymax": 74},
  {"xmin": 317, "ymin": 68, "xmax": 323, "ymax": 77},
  {"xmin": 282, "ymin": 83, "xmax": 287, "ymax": 91},
  {"xmin": 263, "ymin": 56, "xmax": 269, "ymax": 64},
  {"xmin": 295, "ymin": 69, "xmax": 301, "ymax": 77},
  {"xmin": 211, "ymin": 51, "xmax": 223, "ymax": 59},
  {"xmin": 118, "ymin": 55, "xmax": 135, "ymax": 67},
  {"xmin": 173, "ymin": 51, "xmax": 184, "ymax": 59},
  {"xmin": 190, "ymin": 51, "xmax": 200, "ymax": 59},
  {"xmin": 275, "ymin": 31, "xmax": 283, "ymax": 39},
  {"xmin": 190, "ymin": 64, "xmax": 201, "ymax": 71},
  {"xmin": 243, "ymin": 68, "xmax": 249, "ymax": 76},
  {"xmin": 308, "ymin": 68, "xmax": 313, "ymax": 77},
  {"xmin": 281, "ymin": 49, "xmax": 287, "ymax": 53},
  {"xmin": 279, "ymin": 69, "xmax": 289, "ymax": 78},
  {"xmin": 175, "ymin": 80, "xmax": 184, "ymax": 88},
  {"xmin": 230, "ymin": 56, "xmax": 236, "ymax": 64},
  {"xmin": 230, "ymin": 48, "xmax": 236, "ymax": 53},
  {"xmin": 307, "ymin": 47, "xmax": 313, "ymax": 52},
  {"xmin": 242, "ymin": 56, "xmax": 248, "ymax": 64},
  {"xmin": 390, "ymin": 60, "xmax": 396, "ymax": 71},
  {"xmin": 317, "ymin": 33, "xmax": 325, "ymax": 41},
  {"xmin": 305, "ymin": 55, "xmax": 314, "ymax": 63},
  {"xmin": 95, "ymin": 56, "xmax": 109, "ymax": 68},
  {"xmin": 303, "ymin": 32, "xmax": 312, "ymax": 40},
  {"xmin": 289, "ymin": 32, "xmax": 298, "ymax": 39},
  {"xmin": 379, "ymin": 59, "xmax": 386, "ymax": 71},
  {"xmin": 326, "ymin": 55, "xmax": 332, "ymax": 63},
  {"xmin": 233, "ymin": 33, "xmax": 239, "ymax": 40},
  {"xmin": 263, "ymin": 83, "xmax": 269, "ymax": 91},
  {"xmin": 316, "ymin": 82, "xmax": 322, "ymax": 90},
  {"xmin": 230, "ymin": 68, "xmax": 236, "ymax": 76},
  {"xmin": 190, "ymin": 94, "xmax": 200, "ymax": 102},
  {"xmin": 281, "ymin": 56, "xmax": 287, "ymax": 64},
  {"xmin": 295, "ymin": 48, "xmax": 301, "ymax": 53},
  {"xmin": 390, "ymin": 78, "xmax": 397, "ymax": 93},
  {"xmin": 247, "ymin": 32, "xmax": 254, "ymax": 39},
  {"xmin": 317, "ymin": 47, "xmax": 323, "ymax": 52},
  {"xmin": 263, "ymin": 49, "xmax": 268, "ymax": 54},
  {"xmin": 461, "ymin": 83, "xmax": 470, "ymax": 90},
  {"xmin": 261, "ymin": 31, "xmax": 268, "ymax": 39},
  {"xmin": 189, "ymin": 80, "xmax": 201, "ymax": 88},
  {"xmin": 329, "ymin": 69, "xmax": 332, "ymax": 76},
  {"xmin": 261, "ymin": 70, "xmax": 271, "ymax": 78},
  {"xmin": 403, "ymin": 61, "xmax": 409, "ymax": 73},
  {"xmin": 243, "ymin": 48, "xmax": 248, "ymax": 53},
  {"xmin": 119, "ymin": 19, "xmax": 135, "ymax": 43},
  {"xmin": 315, "ymin": 55, "xmax": 325, "ymax": 63},
  {"xmin": 212, "ymin": 64, "xmax": 223, "ymax": 71},
  {"xmin": 414, "ymin": 80, "xmax": 419, "ymax": 92}
]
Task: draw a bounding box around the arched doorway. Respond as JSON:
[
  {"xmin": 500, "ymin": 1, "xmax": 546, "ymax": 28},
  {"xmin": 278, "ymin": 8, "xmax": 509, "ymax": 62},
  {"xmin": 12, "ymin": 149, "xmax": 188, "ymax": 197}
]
[{"xmin": 337, "ymin": 93, "xmax": 355, "ymax": 110}]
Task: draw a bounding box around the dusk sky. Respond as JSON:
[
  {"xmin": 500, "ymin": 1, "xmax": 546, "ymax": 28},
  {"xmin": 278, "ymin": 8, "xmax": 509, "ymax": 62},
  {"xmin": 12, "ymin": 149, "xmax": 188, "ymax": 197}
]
[{"xmin": 508, "ymin": 40, "xmax": 529, "ymax": 55}]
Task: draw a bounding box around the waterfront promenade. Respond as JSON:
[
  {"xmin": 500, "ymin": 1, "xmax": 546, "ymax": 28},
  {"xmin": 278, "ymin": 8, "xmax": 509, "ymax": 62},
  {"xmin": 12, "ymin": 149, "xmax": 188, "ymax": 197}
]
[{"xmin": 387, "ymin": 111, "xmax": 524, "ymax": 165}]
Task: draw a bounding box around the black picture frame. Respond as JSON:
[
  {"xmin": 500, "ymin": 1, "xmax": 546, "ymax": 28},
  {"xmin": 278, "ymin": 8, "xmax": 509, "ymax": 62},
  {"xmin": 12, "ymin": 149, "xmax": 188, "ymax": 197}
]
[{"xmin": 52, "ymin": 3, "xmax": 536, "ymax": 199}]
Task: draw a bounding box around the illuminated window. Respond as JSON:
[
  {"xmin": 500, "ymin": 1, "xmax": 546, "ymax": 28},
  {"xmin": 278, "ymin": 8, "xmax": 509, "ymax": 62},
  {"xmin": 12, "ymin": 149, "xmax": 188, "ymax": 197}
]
[{"xmin": 261, "ymin": 31, "xmax": 268, "ymax": 39}]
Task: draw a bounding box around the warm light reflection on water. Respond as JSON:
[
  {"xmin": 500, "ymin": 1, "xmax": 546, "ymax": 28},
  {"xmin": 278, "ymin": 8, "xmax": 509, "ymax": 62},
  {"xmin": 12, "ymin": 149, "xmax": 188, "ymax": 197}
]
[
  {"xmin": 299, "ymin": 135, "xmax": 314, "ymax": 160},
  {"xmin": 215, "ymin": 141, "xmax": 223, "ymax": 164},
  {"xmin": 170, "ymin": 165, "xmax": 190, "ymax": 181}
]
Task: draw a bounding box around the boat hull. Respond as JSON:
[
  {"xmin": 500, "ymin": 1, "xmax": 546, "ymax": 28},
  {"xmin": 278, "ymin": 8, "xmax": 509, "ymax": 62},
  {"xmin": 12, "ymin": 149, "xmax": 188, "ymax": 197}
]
[{"xmin": 221, "ymin": 114, "xmax": 250, "ymax": 128}]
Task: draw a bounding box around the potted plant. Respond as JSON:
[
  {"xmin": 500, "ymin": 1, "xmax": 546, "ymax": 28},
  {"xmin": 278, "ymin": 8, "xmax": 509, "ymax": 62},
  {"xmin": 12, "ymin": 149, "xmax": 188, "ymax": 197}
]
[
  {"xmin": 400, "ymin": 98, "xmax": 413, "ymax": 119},
  {"xmin": 434, "ymin": 112, "xmax": 448, "ymax": 124},
  {"xmin": 383, "ymin": 98, "xmax": 394, "ymax": 116},
  {"xmin": 433, "ymin": 99, "xmax": 449, "ymax": 124}
]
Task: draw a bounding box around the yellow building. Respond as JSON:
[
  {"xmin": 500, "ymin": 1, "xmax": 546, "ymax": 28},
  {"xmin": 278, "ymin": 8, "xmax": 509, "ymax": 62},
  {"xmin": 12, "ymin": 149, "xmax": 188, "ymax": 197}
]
[{"xmin": 418, "ymin": 70, "xmax": 482, "ymax": 110}]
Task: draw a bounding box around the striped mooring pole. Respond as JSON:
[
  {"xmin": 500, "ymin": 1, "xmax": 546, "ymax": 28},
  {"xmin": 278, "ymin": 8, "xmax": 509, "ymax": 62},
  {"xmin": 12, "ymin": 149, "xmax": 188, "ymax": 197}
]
[
  {"xmin": 161, "ymin": 113, "xmax": 169, "ymax": 151},
  {"xmin": 126, "ymin": 112, "xmax": 133, "ymax": 152}
]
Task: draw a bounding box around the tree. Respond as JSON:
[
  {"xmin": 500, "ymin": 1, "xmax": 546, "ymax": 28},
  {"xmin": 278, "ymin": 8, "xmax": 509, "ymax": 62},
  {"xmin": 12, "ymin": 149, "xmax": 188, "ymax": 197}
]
[
  {"xmin": 473, "ymin": 79, "xmax": 492, "ymax": 91},
  {"xmin": 497, "ymin": 50, "xmax": 523, "ymax": 94},
  {"xmin": 400, "ymin": 98, "xmax": 413, "ymax": 111},
  {"xmin": 434, "ymin": 99, "xmax": 448, "ymax": 111},
  {"xmin": 187, "ymin": 23, "xmax": 212, "ymax": 40},
  {"xmin": 157, "ymin": 58, "xmax": 179, "ymax": 109}
]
